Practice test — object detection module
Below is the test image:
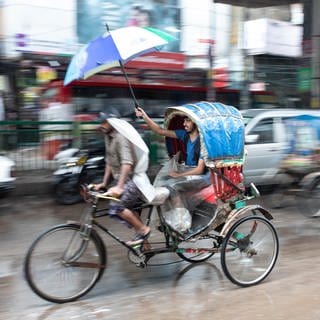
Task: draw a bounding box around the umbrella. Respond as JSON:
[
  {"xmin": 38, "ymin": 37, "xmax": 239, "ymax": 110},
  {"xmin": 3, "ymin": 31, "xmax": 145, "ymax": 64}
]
[{"xmin": 64, "ymin": 26, "xmax": 176, "ymax": 106}]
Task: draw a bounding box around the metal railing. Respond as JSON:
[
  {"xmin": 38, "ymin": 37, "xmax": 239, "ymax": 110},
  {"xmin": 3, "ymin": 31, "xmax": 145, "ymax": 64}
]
[
  {"xmin": 0, "ymin": 120, "xmax": 167, "ymax": 171},
  {"xmin": 0, "ymin": 120, "xmax": 102, "ymax": 170}
]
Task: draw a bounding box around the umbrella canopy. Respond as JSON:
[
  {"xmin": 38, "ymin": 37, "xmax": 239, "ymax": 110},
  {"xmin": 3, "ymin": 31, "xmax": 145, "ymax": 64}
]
[{"xmin": 64, "ymin": 26, "xmax": 176, "ymax": 86}]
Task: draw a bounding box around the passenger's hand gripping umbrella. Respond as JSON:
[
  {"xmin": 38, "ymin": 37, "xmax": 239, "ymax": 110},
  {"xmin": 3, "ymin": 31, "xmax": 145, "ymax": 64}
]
[{"xmin": 64, "ymin": 25, "xmax": 176, "ymax": 107}]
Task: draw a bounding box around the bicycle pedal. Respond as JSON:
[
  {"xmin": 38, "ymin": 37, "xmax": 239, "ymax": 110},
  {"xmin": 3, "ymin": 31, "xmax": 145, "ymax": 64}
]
[{"xmin": 128, "ymin": 247, "xmax": 147, "ymax": 267}]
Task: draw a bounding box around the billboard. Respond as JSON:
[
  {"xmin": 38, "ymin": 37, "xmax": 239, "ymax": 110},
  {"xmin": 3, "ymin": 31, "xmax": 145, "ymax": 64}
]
[
  {"xmin": 243, "ymin": 18, "xmax": 303, "ymax": 58},
  {"xmin": 77, "ymin": 0, "xmax": 181, "ymax": 52},
  {"xmin": 1, "ymin": 1, "xmax": 78, "ymax": 56}
]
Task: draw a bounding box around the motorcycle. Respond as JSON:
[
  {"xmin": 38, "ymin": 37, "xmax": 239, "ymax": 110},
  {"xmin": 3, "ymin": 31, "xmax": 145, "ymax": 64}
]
[{"xmin": 52, "ymin": 142, "xmax": 105, "ymax": 205}]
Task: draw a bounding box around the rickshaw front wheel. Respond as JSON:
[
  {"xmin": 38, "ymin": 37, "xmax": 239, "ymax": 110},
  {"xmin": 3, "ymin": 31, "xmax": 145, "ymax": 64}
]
[{"xmin": 220, "ymin": 215, "xmax": 279, "ymax": 287}]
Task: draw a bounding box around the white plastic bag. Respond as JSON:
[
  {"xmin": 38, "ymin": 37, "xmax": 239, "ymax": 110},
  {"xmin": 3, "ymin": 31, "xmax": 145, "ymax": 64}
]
[
  {"xmin": 153, "ymin": 153, "xmax": 180, "ymax": 187},
  {"xmin": 163, "ymin": 207, "xmax": 192, "ymax": 232}
]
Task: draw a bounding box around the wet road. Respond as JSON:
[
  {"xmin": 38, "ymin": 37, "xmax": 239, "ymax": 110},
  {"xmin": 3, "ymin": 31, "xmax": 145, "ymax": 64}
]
[{"xmin": 1, "ymin": 194, "xmax": 320, "ymax": 320}]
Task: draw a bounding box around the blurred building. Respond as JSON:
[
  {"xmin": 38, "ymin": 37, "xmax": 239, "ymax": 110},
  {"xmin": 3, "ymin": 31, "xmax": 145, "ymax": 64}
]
[
  {"xmin": 215, "ymin": 0, "xmax": 320, "ymax": 109},
  {"xmin": 0, "ymin": 0, "xmax": 318, "ymax": 122},
  {"xmin": 0, "ymin": 0, "xmax": 78, "ymax": 120}
]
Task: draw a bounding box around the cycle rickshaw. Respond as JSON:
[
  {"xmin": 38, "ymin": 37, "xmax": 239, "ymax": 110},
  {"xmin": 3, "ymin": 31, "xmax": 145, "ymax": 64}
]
[
  {"xmin": 24, "ymin": 102, "xmax": 279, "ymax": 303},
  {"xmin": 270, "ymin": 114, "xmax": 320, "ymax": 217}
]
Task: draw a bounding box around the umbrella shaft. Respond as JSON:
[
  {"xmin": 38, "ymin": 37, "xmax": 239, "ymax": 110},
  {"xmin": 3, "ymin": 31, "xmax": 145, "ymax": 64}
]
[{"xmin": 119, "ymin": 60, "xmax": 139, "ymax": 108}]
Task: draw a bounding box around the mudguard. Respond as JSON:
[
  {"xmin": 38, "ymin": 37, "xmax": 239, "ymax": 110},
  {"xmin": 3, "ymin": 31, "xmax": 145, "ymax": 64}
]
[{"xmin": 220, "ymin": 204, "xmax": 273, "ymax": 237}]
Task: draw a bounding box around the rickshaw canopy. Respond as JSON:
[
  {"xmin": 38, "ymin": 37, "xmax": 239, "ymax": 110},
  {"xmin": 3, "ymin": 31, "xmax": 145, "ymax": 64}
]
[{"xmin": 164, "ymin": 101, "xmax": 244, "ymax": 166}]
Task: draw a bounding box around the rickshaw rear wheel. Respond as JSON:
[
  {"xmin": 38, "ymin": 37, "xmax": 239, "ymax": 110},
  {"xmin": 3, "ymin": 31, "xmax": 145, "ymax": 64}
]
[{"xmin": 220, "ymin": 215, "xmax": 279, "ymax": 287}]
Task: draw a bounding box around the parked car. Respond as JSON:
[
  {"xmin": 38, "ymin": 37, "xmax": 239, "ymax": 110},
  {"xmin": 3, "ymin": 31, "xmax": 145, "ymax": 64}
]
[
  {"xmin": 0, "ymin": 155, "xmax": 16, "ymax": 196},
  {"xmin": 241, "ymin": 108, "xmax": 320, "ymax": 186}
]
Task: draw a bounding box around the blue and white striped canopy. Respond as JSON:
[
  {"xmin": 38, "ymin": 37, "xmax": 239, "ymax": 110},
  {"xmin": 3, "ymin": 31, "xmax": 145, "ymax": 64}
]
[{"xmin": 164, "ymin": 101, "xmax": 244, "ymax": 163}]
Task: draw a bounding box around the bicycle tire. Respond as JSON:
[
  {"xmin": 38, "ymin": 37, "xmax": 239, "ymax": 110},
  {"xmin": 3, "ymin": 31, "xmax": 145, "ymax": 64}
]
[
  {"xmin": 221, "ymin": 215, "xmax": 279, "ymax": 287},
  {"xmin": 297, "ymin": 178, "xmax": 320, "ymax": 218},
  {"xmin": 24, "ymin": 223, "xmax": 106, "ymax": 303}
]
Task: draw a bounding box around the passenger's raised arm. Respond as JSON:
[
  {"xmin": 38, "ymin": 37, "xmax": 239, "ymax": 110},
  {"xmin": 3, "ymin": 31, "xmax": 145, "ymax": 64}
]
[{"xmin": 135, "ymin": 106, "xmax": 177, "ymax": 139}]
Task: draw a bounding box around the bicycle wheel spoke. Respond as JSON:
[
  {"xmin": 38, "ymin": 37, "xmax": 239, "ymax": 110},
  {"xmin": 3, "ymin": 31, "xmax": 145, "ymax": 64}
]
[{"xmin": 68, "ymin": 261, "xmax": 105, "ymax": 268}]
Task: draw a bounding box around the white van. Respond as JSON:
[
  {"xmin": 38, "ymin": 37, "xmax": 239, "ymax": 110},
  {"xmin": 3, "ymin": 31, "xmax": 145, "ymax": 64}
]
[{"xmin": 241, "ymin": 108, "xmax": 320, "ymax": 186}]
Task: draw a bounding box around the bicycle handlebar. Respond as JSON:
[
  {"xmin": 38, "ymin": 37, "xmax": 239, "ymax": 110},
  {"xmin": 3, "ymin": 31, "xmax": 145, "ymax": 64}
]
[{"xmin": 80, "ymin": 184, "xmax": 120, "ymax": 202}]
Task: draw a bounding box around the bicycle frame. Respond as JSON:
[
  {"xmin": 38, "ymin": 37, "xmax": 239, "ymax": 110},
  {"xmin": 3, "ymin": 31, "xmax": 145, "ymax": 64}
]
[
  {"xmin": 77, "ymin": 181, "xmax": 272, "ymax": 264},
  {"xmin": 77, "ymin": 192, "xmax": 189, "ymax": 262}
]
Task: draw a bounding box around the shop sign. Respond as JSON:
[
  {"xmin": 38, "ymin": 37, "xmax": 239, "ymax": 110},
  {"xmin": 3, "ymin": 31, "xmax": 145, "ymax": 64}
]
[
  {"xmin": 297, "ymin": 67, "xmax": 311, "ymax": 92},
  {"xmin": 212, "ymin": 67, "xmax": 228, "ymax": 88},
  {"xmin": 125, "ymin": 51, "xmax": 185, "ymax": 71},
  {"xmin": 36, "ymin": 66, "xmax": 57, "ymax": 84}
]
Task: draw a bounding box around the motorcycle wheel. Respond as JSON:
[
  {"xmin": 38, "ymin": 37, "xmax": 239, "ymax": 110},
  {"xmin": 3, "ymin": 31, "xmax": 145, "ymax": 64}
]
[{"xmin": 53, "ymin": 176, "xmax": 82, "ymax": 205}]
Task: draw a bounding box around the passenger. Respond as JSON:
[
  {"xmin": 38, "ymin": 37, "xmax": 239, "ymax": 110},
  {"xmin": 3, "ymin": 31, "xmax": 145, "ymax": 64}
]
[
  {"xmin": 94, "ymin": 112, "xmax": 151, "ymax": 246},
  {"xmin": 135, "ymin": 106, "xmax": 211, "ymax": 201}
]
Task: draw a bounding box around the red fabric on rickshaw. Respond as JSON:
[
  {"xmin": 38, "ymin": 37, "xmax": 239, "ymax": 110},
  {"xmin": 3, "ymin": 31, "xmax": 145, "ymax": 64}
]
[{"xmin": 210, "ymin": 166, "xmax": 244, "ymax": 201}]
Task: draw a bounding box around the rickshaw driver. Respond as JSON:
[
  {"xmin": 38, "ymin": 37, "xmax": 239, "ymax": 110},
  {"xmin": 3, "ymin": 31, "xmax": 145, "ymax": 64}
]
[
  {"xmin": 135, "ymin": 106, "xmax": 211, "ymax": 192},
  {"xmin": 94, "ymin": 112, "xmax": 152, "ymax": 246}
]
